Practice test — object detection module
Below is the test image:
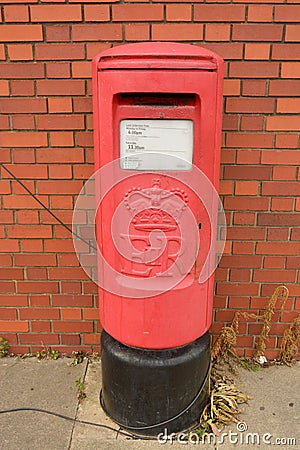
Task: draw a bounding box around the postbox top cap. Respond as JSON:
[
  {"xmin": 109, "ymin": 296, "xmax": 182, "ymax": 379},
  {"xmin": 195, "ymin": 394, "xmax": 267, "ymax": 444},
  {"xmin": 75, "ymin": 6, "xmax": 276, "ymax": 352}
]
[{"xmin": 94, "ymin": 42, "xmax": 223, "ymax": 71}]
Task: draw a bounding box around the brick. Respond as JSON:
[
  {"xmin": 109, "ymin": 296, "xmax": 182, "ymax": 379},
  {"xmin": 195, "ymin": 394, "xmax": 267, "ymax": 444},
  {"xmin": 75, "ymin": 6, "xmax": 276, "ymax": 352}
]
[
  {"xmin": 22, "ymin": 240, "xmax": 43, "ymax": 252},
  {"xmin": 201, "ymin": 43, "xmax": 243, "ymax": 60},
  {"xmin": 262, "ymin": 182, "xmax": 300, "ymax": 196},
  {"xmin": 220, "ymin": 255, "xmax": 261, "ymax": 269},
  {"xmin": 61, "ymin": 308, "xmax": 82, "ymax": 320},
  {"xmin": 233, "ymin": 213, "xmax": 256, "ymax": 226},
  {"xmin": 286, "ymin": 25, "xmax": 300, "ymax": 42},
  {"xmin": 18, "ymin": 281, "xmax": 59, "ymax": 294},
  {"xmin": 226, "ymin": 133, "xmax": 274, "ymax": 149},
  {"xmin": 8, "ymin": 44, "xmax": 33, "ymax": 62},
  {"xmin": 219, "ymin": 181, "xmax": 233, "ymax": 195},
  {"xmin": 0, "ymin": 45, "xmax": 5, "ymax": 60},
  {"xmin": 0, "ymin": 321, "xmax": 28, "ymax": 332},
  {"xmin": 51, "ymin": 198, "xmax": 73, "ymax": 212},
  {"xmin": 225, "ymin": 197, "xmax": 269, "ymax": 211},
  {"xmin": 31, "ymin": 322, "xmax": 51, "ymax": 332},
  {"xmin": 152, "ymin": 24, "xmax": 203, "ymax": 42},
  {"xmin": 0, "ymin": 132, "xmax": 47, "ymax": 148},
  {"xmin": 15, "ymin": 254, "xmax": 57, "ymax": 267},
  {"xmin": 245, "ymin": 43, "xmax": 270, "ymax": 60},
  {"xmin": 52, "ymin": 321, "xmax": 93, "ymax": 333},
  {"xmin": 11, "ymin": 80, "xmax": 34, "ymax": 96},
  {"xmin": 226, "ymin": 98, "xmax": 274, "ymax": 114},
  {"xmin": 37, "ymin": 180, "xmax": 82, "ymax": 194},
  {"xmin": 52, "ymin": 294, "xmax": 92, "ymax": 307},
  {"xmin": 113, "ymin": 4, "xmax": 163, "ymax": 21},
  {"xmin": 263, "ymin": 257, "xmax": 285, "ymax": 269},
  {"xmin": 17, "ymin": 210, "xmax": 39, "ymax": 224},
  {"xmin": 257, "ymin": 242, "xmax": 300, "ymax": 256},
  {"xmin": 277, "ymin": 98, "xmax": 300, "ymax": 113},
  {"xmin": 84, "ymin": 5, "xmax": 110, "ymax": 22},
  {"xmin": 125, "ymin": 24, "xmax": 150, "ymax": 42},
  {"xmin": 46, "ymin": 25, "xmax": 70, "ymax": 43},
  {"xmin": 36, "ymin": 44, "xmax": 84, "ymax": 61},
  {"xmin": 46, "ymin": 63, "xmax": 70, "ymax": 79},
  {"xmin": 50, "ymin": 132, "xmax": 74, "ymax": 147},
  {"xmin": 72, "ymin": 62, "xmax": 92, "ymax": 78},
  {"xmin": 3, "ymin": 164, "xmax": 47, "ymax": 180},
  {"xmin": 19, "ymin": 334, "xmax": 59, "ymax": 345},
  {"xmin": 0, "ymin": 63, "xmax": 44, "ymax": 79},
  {"xmin": 228, "ymin": 226, "xmax": 266, "ymax": 241},
  {"xmin": 216, "ymin": 283, "xmax": 259, "ymax": 297},
  {"xmin": 11, "ymin": 149, "xmax": 35, "ymax": 164},
  {"xmin": 0, "ymin": 98, "xmax": 46, "ymax": 114},
  {"xmin": 72, "ymin": 24, "xmax": 122, "ymax": 42},
  {"xmin": 20, "ymin": 308, "xmax": 60, "ymax": 320},
  {"xmin": 77, "ymin": 132, "xmax": 93, "ymax": 147},
  {"xmin": 271, "ymin": 198, "xmax": 294, "ymax": 211},
  {"xmin": 0, "ymin": 239, "xmax": 20, "ymax": 252},
  {"xmin": 61, "ymin": 334, "xmax": 81, "ymax": 345},
  {"xmin": 266, "ymin": 116, "xmax": 299, "ymax": 131},
  {"xmin": 4, "ymin": 5, "xmax": 29, "ymax": 22},
  {"xmin": 12, "ymin": 115, "xmax": 35, "ymax": 130},
  {"xmin": 166, "ymin": 4, "xmax": 191, "ymax": 21},
  {"xmin": 0, "ymin": 268, "xmax": 23, "ymax": 280},
  {"xmin": 274, "ymin": 5, "xmax": 300, "ymax": 22},
  {"xmin": 242, "ymin": 80, "xmax": 267, "ymax": 97},
  {"xmin": 36, "ymin": 148, "xmax": 84, "ymax": 163},
  {"xmin": 0, "ymin": 295, "xmax": 28, "ymax": 307},
  {"xmin": 272, "ymin": 44, "xmax": 300, "ymax": 61},
  {"xmin": 273, "ymin": 166, "xmax": 297, "ymax": 180},
  {"xmin": 258, "ymin": 213, "xmax": 300, "ymax": 226},
  {"xmin": 8, "ymin": 225, "xmax": 52, "ymax": 239},
  {"xmin": 275, "ymin": 135, "xmax": 299, "ymax": 149},
  {"xmin": 0, "ymin": 80, "xmax": 9, "ymax": 96},
  {"xmin": 267, "ymin": 227, "xmax": 290, "ymax": 240},
  {"xmin": 37, "ymin": 115, "xmax": 84, "ymax": 130},
  {"xmin": 37, "ymin": 80, "xmax": 85, "ymax": 96},
  {"xmin": 230, "ymin": 62, "xmax": 279, "ymax": 78},
  {"xmin": 0, "ymin": 25, "xmax": 42, "ymax": 42},
  {"xmin": 31, "ymin": 5, "xmax": 82, "ymax": 22},
  {"xmin": 30, "ymin": 295, "xmax": 50, "ymax": 307},
  {"xmin": 248, "ymin": 5, "xmax": 273, "ymax": 22},
  {"xmin": 232, "ymin": 24, "xmax": 283, "ymax": 42},
  {"xmin": 73, "ymin": 98, "xmax": 92, "ymax": 113},
  {"xmin": 235, "ymin": 181, "xmax": 259, "ymax": 196},
  {"xmin": 0, "ymin": 116, "xmax": 10, "ymax": 130},
  {"xmin": 269, "ymin": 80, "xmax": 300, "ymax": 96},
  {"xmin": 48, "ymin": 98, "xmax": 72, "ymax": 113},
  {"xmin": 194, "ymin": 4, "xmax": 245, "ymax": 22},
  {"xmin": 205, "ymin": 24, "xmax": 230, "ymax": 42},
  {"xmin": 86, "ymin": 43, "xmax": 111, "ymax": 60},
  {"xmin": 223, "ymin": 80, "xmax": 240, "ymax": 97},
  {"xmin": 240, "ymin": 116, "xmax": 264, "ymax": 131},
  {"xmin": 286, "ymin": 257, "xmax": 300, "ymax": 269},
  {"xmin": 222, "ymin": 115, "xmax": 239, "ymax": 131},
  {"xmin": 281, "ymin": 63, "xmax": 300, "ymax": 79},
  {"xmin": 61, "ymin": 281, "xmax": 82, "ymax": 294}
]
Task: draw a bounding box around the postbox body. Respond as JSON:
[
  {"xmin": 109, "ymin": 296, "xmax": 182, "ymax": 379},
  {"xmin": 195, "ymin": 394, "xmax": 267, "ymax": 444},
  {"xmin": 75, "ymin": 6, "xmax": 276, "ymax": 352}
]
[{"xmin": 93, "ymin": 43, "xmax": 223, "ymax": 349}]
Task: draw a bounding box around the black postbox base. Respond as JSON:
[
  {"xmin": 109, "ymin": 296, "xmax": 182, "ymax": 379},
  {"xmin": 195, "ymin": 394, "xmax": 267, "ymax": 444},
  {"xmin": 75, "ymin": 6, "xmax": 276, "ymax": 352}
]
[{"xmin": 100, "ymin": 330, "xmax": 211, "ymax": 436}]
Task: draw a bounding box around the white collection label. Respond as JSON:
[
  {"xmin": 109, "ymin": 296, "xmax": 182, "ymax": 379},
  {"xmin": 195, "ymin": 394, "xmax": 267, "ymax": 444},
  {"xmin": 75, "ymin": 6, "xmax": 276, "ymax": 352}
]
[{"xmin": 120, "ymin": 119, "xmax": 194, "ymax": 171}]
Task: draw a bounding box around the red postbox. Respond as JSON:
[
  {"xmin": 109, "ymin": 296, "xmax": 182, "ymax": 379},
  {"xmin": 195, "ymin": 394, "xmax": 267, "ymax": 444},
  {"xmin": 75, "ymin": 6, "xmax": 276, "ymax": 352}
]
[{"xmin": 92, "ymin": 42, "xmax": 224, "ymax": 435}]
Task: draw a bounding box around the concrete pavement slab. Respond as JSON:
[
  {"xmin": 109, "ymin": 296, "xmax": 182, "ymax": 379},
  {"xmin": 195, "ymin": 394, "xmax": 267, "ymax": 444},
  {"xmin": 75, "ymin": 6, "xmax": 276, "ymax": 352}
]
[
  {"xmin": 70, "ymin": 360, "xmax": 299, "ymax": 450},
  {"xmin": 0, "ymin": 357, "xmax": 298, "ymax": 450},
  {"xmin": 0, "ymin": 357, "xmax": 88, "ymax": 450}
]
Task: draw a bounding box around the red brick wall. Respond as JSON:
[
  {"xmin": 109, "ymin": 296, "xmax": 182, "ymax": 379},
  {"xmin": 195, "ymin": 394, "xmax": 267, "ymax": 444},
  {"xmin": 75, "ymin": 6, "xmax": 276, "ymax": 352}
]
[{"xmin": 0, "ymin": 1, "xmax": 299, "ymax": 358}]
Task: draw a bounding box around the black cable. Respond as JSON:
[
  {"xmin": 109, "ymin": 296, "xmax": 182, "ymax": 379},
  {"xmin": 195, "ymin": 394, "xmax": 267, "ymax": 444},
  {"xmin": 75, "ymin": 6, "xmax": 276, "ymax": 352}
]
[
  {"xmin": 0, "ymin": 407, "xmax": 142, "ymax": 439},
  {"xmin": 0, "ymin": 163, "xmax": 97, "ymax": 252}
]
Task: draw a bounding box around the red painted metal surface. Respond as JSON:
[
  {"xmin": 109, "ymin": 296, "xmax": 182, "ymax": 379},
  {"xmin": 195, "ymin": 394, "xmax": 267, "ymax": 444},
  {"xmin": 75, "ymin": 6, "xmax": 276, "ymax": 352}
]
[{"xmin": 93, "ymin": 43, "xmax": 224, "ymax": 349}]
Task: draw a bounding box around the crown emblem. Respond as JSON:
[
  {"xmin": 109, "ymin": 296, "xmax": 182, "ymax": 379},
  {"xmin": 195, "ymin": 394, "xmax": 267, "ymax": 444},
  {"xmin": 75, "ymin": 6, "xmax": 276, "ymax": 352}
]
[{"xmin": 124, "ymin": 178, "xmax": 188, "ymax": 232}]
